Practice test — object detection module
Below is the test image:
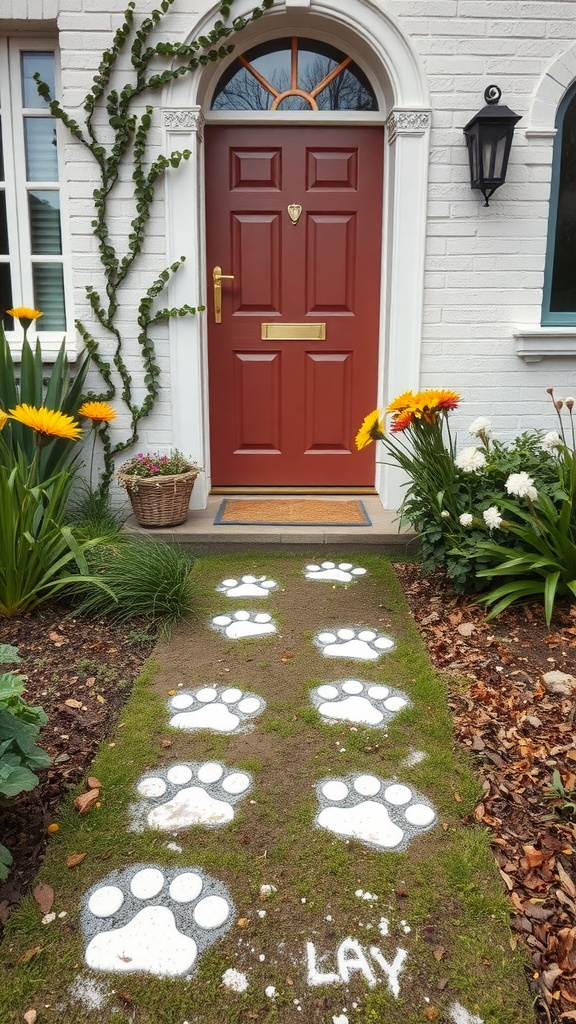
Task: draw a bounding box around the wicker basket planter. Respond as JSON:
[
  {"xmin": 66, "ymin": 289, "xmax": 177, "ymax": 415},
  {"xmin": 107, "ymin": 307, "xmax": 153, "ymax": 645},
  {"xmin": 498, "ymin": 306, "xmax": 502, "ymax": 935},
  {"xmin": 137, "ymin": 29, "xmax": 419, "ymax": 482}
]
[{"xmin": 117, "ymin": 470, "xmax": 199, "ymax": 528}]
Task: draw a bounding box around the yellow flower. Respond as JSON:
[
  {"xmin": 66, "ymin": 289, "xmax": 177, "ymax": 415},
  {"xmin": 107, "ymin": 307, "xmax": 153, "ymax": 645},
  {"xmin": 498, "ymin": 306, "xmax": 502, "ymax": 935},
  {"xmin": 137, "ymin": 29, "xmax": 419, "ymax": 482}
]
[
  {"xmin": 386, "ymin": 390, "xmax": 416, "ymax": 415},
  {"xmin": 0, "ymin": 410, "xmax": 8, "ymax": 431},
  {"xmin": 6, "ymin": 307, "xmax": 43, "ymax": 329},
  {"xmin": 9, "ymin": 404, "xmax": 82, "ymax": 441},
  {"xmin": 355, "ymin": 409, "xmax": 385, "ymax": 450},
  {"xmin": 78, "ymin": 400, "xmax": 117, "ymax": 423}
]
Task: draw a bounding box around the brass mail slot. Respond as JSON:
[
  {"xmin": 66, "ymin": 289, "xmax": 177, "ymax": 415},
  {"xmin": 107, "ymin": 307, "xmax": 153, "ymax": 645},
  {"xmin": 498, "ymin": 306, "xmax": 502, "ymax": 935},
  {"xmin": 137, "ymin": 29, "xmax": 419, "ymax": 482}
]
[{"xmin": 261, "ymin": 322, "xmax": 326, "ymax": 341}]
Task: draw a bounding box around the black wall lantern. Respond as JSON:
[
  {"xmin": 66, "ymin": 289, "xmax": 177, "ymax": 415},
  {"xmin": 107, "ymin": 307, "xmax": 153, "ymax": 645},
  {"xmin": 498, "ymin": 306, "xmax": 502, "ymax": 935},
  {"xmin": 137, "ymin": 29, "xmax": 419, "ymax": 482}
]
[{"xmin": 463, "ymin": 85, "xmax": 521, "ymax": 206}]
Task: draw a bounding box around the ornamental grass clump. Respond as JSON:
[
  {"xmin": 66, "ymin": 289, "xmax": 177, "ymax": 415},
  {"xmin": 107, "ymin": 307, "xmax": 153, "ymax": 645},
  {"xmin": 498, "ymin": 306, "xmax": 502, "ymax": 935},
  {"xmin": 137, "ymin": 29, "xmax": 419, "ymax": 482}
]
[{"xmin": 73, "ymin": 539, "xmax": 196, "ymax": 630}]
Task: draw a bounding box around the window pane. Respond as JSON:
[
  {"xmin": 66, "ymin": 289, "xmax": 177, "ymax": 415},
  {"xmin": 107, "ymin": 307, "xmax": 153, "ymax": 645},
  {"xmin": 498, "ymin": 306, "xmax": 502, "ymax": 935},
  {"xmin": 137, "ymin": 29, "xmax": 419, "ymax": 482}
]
[
  {"xmin": 33, "ymin": 263, "xmax": 65, "ymax": 330},
  {"xmin": 29, "ymin": 191, "xmax": 62, "ymax": 254},
  {"xmin": 212, "ymin": 37, "xmax": 377, "ymax": 112},
  {"xmin": 0, "ymin": 193, "xmax": 8, "ymax": 254},
  {"xmin": 315, "ymin": 67, "xmax": 376, "ymax": 111},
  {"xmin": 550, "ymin": 94, "xmax": 576, "ymax": 312},
  {"xmin": 24, "ymin": 118, "xmax": 58, "ymax": 181},
  {"xmin": 0, "ymin": 116, "xmax": 4, "ymax": 180},
  {"xmin": 0, "ymin": 264, "xmax": 13, "ymax": 329},
  {"xmin": 212, "ymin": 67, "xmax": 273, "ymax": 111},
  {"xmin": 21, "ymin": 52, "xmax": 55, "ymax": 108}
]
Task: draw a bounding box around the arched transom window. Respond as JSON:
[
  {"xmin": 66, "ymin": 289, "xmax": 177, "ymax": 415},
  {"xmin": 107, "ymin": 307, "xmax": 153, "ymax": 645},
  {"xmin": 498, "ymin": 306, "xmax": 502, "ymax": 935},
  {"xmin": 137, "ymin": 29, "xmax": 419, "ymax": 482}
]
[
  {"xmin": 211, "ymin": 37, "xmax": 378, "ymax": 112},
  {"xmin": 543, "ymin": 83, "xmax": 576, "ymax": 323}
]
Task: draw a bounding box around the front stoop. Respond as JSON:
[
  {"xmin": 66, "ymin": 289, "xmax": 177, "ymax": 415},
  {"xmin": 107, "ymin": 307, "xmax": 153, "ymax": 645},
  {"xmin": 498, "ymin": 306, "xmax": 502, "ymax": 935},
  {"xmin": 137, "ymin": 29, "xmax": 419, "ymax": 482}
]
[{"xmin": 123, "ymin": 495, "xmax": 417, "ymax": 554}]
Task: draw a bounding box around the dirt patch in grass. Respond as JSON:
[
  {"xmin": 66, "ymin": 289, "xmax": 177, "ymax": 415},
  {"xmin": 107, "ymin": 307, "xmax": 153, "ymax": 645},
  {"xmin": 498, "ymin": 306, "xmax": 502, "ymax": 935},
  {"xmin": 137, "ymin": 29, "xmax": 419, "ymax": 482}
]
[{"xmin": 0, "ymin": 554, "xmax": 536, "ymax": 1024}]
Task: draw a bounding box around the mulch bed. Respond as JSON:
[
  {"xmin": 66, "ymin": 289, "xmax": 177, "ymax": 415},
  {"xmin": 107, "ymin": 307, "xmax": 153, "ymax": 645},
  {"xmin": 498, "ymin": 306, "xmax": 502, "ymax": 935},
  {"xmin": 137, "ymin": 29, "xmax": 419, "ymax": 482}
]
[
  {"xmin": 0, "ymin": 609, "xmax": 155, "ymax": 933},
  {"xmin": 394, "ymin": 563, "xmax": 576, "ymax": 1024},
  {"xmin": 1, "ymin": 569, "xmax": 576, "ymax": 1023}
]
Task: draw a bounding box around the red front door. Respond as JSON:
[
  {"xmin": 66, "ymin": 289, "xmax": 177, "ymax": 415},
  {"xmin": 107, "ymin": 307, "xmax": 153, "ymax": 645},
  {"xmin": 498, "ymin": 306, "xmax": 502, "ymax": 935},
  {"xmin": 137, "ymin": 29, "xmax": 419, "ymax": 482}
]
[{"xmin": 205, "ymin": 125, "xmax": 383, "ymax": 486}]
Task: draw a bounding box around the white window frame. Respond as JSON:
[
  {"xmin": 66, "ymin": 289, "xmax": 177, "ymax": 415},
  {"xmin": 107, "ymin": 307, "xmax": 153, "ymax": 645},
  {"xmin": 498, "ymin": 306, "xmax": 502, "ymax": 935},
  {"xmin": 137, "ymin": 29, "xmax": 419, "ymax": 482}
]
[{"xmin": 0, "ymin": 37, "xmax": 75, "ymax": 361}]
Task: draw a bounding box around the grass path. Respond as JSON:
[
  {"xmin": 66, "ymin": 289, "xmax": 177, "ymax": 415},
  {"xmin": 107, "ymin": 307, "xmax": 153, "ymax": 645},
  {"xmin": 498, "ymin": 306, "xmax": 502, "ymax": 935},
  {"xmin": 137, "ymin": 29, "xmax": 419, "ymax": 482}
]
[{"xmin": 0, "ymin": 554, "xmax": 535, "ymax": 1023}]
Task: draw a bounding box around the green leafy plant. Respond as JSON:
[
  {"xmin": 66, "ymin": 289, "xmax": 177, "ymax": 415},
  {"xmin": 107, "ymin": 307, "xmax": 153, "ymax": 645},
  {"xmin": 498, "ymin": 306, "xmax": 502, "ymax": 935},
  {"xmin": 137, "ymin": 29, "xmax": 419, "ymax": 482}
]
[
  {"xmin": 0, "ymin": 452, "xmax": 113, "ymax": 616},
  {"xmin": 0, "ymin": 325, "xmax": 90, "ymax": 480},
  {"xmin": 73, "ymin": 539, "xmax": 196, "ymax": 629},
  {"xmin": 543, "ymin": 769, "xmax": 576, "ymax": 821},
  {"xmin": 35, "ymin": 0, "xmax": 274, "ymax": 496},
  {"xmin": 0, "ymin": 644, "xmax": 21, "ymax": 664},
  {"xmin": 477, "ymin": 466, "xmax": 576, "ymax": 626},
  {"xmin": 0, "ymin": 669, "xmax": 51, "ymax": 880}
]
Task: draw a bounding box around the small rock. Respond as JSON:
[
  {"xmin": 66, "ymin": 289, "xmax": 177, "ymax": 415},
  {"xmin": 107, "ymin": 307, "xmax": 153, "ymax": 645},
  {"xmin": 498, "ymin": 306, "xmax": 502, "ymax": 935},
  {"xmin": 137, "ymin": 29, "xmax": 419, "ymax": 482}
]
[
  {"xmin": 42, "ymin": 913, "xmax": 56, "ymax": 925},
  {"xmin": 74, "ymin": 789, "xmax": 100, "ymax": 815},
  {"xmin": 23, "ymin": 1011, "xmax": 37, "ymax": 1024},
  {"xmin": 542, "ymin": 670, "xmax": 576, "ymax": 696}
]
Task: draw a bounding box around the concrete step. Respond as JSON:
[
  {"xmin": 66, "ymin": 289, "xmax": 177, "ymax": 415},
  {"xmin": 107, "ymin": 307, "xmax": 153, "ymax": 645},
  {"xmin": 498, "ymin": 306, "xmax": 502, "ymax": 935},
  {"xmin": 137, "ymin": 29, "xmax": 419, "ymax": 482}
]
[{"xmin": 123, "ymin": 495, "xmax": 417, "ymax": 555}]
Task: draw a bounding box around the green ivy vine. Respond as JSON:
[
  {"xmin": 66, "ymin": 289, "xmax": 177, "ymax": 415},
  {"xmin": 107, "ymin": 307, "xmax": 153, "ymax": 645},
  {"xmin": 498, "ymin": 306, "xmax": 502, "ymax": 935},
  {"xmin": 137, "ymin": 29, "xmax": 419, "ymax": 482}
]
[{"xmin": 35, "ymin": 0, "xmax": 274, "ymax": 495}]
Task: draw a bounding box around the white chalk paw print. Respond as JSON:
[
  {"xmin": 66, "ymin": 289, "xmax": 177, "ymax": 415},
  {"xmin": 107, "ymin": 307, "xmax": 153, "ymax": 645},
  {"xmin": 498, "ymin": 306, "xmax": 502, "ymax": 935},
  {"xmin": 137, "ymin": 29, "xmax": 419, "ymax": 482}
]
[
  {"xmin": 212, "ymin": 610, "xmax": 277, "ymax": 639},
  {"xmin": 310, "ymin": 679, "xmax": 410, "ymax": 727},
  {"xmin": 315, "ymin": 628, "xmax": 394, "ymax": 661},
  {"xmin": 217, "ymin": 575, "xmax": 278, "ymax": 598},
  {"xmin": 315, "ymin": 774, "xmax": 436, "ymax": 852},
  {"xmin": 81, "ymin": 865, "xmax": 234, "ymax": 977},
  {"xmin": 305, "ymin": 561, "xmax": 367, "ymax": 584},
  {"xmin": 131, "ymin": 761, "xmax": 253, "ymax": 831},
  {"xmin": 168, "ymin": 686, "xmax": 265, "ymax": 734}
]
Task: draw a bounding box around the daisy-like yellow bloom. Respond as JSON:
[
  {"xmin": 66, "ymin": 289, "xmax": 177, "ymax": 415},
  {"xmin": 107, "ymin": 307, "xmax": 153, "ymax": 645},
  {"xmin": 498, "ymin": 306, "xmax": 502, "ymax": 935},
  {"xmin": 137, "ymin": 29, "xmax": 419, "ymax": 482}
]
[
  {"xmin": 78, "ymin": 400, "xmax": 117, "ymax": 423},
  {"xmin": 0, "ymin": 410, "xmax": 8, "ymax": 431},
  {"xmin": 355, "ymin": 409, "xmax": 385, "ymax": 450},
  {"xmin": 9, "ymin": 404, "xmax": 82, "ymax": 441},
  {"xmin": 386, "ymin": 390, "xmax": 416, "ymax": 415},
  {"xmin": 415, "ymin": 388, "xmax": 460, "ymax": 414},
  {"xmin": 6, "ymin": 307, "xmax": 43, "ymax": 329}
]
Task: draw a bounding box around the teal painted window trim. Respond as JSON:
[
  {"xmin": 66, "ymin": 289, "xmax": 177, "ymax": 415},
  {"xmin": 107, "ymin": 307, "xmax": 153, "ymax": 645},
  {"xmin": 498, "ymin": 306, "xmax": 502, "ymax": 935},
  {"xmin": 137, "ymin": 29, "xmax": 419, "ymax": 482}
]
[{"xmin": 542, "ymin": 80, "xmax": 576, "ymax": 325}]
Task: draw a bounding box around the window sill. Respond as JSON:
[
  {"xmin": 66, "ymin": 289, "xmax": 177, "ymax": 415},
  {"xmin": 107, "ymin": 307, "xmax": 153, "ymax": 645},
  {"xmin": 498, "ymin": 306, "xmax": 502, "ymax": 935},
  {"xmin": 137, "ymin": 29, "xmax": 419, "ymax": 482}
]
[
  {"xmin": 7, "ymin": 333, "xmax": 79, "ymax": 364},
  {"xmin": 513, "ymin": 326, "xmax": 576, "ymax": 363}
]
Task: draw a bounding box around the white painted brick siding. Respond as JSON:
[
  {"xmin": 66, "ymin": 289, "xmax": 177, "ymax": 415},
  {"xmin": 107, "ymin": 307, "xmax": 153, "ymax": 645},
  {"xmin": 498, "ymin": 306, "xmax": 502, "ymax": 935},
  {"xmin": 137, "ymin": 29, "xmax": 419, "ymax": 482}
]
[{"xmin": 2, "ymin": 0, "xmax": 576, "ymax": 462}]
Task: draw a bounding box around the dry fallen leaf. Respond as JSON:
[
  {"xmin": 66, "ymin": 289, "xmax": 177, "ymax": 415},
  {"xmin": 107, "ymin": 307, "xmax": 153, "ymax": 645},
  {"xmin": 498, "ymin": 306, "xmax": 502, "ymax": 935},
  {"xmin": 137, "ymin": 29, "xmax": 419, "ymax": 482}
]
[
  {"xmin": 33, "ymin": 882, "xmax": 54, "ymax": 914},
  {"xmin": 18, "ymin": 945, "xmax": 42, "ymax": 964},
  {"xmin": 432, "ymin": 946, "xmax": 445, "ymax": 960},
  {"xmin": 424, "ymin": 1008, "xmax": 439, "ymax": 1020},
  {"xmin": 160, "ymin": 739, "xmax": 172, "ymax": 748},
  {"xmin": 67, "ymin": 852, "xmax": 87, "ymax": 868},
  {"xmin": 23, "ymin": 1010, "xmax": 37, "ymax": 1024},
  {"xmin": 74, "ymin": 789, "xmax": 100, "ymax": 815},
  {"xmin": 46, "ymin": 823, "xmax": 59, "ymax": 834},
  {"xmin": 48, "ymin": 631, "xmax": 68, "ymax": 646},
  {"xmin": 87, "ymin": 777, "xmax": 102, "ymax": 790},
  {"xmin": 64, "ymin": 698, "xmax": 82, "ymax": 709},
  {"xmin": 237, "ymin": 918, "xmax": 250, "ymax": 928}
]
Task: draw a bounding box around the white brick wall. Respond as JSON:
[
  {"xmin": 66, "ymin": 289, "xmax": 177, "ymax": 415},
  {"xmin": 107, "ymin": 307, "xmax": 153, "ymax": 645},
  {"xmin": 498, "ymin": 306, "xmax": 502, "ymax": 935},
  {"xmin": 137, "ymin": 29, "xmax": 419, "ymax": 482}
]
[{"xmin": 2, "ymin": 0, "xmax": 576, "ymax": 468}]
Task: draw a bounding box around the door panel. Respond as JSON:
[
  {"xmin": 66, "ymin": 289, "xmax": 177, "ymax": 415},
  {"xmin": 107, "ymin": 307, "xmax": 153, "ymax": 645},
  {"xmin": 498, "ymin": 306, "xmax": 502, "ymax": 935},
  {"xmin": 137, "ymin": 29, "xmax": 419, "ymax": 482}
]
[{"xmin": 206, "ymin": 125, "xmax": 383, "ymax": 486}]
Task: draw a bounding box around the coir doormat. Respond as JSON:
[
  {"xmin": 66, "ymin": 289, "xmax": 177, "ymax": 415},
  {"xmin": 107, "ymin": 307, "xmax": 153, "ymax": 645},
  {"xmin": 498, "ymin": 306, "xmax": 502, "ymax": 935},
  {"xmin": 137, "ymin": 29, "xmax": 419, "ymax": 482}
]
[{"xmin": 214, "ymin": 498, "xmax": 372, "ymax": 527}]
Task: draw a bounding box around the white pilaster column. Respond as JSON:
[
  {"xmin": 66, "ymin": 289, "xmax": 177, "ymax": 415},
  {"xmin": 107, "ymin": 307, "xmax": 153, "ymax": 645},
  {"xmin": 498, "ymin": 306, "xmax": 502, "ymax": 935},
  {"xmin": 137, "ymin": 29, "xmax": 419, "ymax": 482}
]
[
  {"xmin": 378, "ymin": 107, "xmax": 431, "ymax": 510},
  {"xmin": 162, "ymin": 106, "xmax": 209, "ymax": 508}
]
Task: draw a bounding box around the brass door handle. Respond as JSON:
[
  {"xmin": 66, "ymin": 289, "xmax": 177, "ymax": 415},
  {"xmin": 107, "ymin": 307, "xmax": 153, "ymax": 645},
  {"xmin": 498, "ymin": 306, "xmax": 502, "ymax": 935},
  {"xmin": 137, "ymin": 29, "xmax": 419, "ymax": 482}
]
[{"xmin": 213, "ymin": 265, "xmax": 234, "ymax": 324}]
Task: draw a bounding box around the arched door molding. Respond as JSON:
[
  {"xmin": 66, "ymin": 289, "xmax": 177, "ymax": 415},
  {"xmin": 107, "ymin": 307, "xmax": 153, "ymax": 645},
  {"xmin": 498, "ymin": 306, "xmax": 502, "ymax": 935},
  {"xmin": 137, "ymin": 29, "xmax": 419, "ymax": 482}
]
[{"xmin": 162, "ymin": 0, "xmax": 431, "ymax": 508}]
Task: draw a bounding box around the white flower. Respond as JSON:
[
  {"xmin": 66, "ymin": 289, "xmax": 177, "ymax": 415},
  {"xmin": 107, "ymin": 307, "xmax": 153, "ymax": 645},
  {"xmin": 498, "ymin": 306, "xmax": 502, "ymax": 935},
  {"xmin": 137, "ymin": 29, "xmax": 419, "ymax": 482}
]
[
  {"xmin": 540, "ymin": 431, "xmax": 562, "ymax": 454},
  {"xmin": 505, "ymin": 472, "xmax": 538, "ymax": 501},
  {"xmin": 483, "ymin": 506, "xmax": 503, "ymax": 530},
  {"xmin": 440, "ymin": 510, "xmax": 450, "ymax": 519},
  {"xmin": 468, "ymin": 416, "xmax": 492, "ymax": 438},
  {"xmin": 455, "ymin": 447, "xmax": 487, "ymax": 473},
  {"xmin": 459, "ymin": 513, "xmax": 474, "ymax": 527}
]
